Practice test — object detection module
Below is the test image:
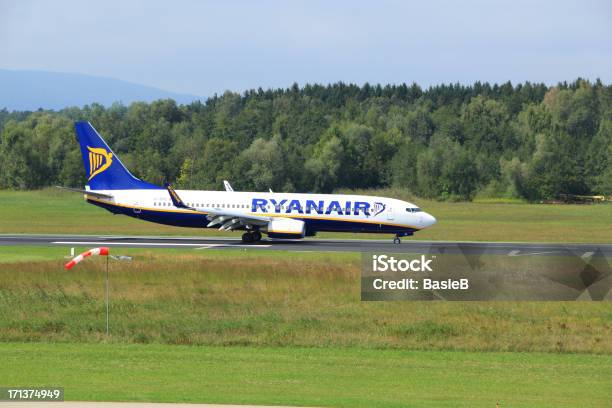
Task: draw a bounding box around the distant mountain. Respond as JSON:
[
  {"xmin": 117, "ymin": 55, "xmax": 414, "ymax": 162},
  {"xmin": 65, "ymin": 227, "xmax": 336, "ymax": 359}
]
[{"xmin": 0, "ymin": 69, "xmax": 201, "ymax": 111}]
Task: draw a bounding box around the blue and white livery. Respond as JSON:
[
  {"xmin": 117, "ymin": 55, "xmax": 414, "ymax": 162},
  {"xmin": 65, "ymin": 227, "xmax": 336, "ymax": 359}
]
[{"xmin": 66, "ymin": 122, "xmax": 436, "ymax": 243}]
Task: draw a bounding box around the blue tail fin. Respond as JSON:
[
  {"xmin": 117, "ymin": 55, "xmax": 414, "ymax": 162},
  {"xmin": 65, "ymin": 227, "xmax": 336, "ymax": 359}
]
[{"xmin": 74, "ymin": 121, "xmax": 160, "ymax": 190}]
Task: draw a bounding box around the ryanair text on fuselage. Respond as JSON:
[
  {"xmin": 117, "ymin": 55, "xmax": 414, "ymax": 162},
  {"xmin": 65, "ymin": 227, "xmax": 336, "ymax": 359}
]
[{"xmin": 251, "ymin": 198, "xmax": 383, "ymax": 217}]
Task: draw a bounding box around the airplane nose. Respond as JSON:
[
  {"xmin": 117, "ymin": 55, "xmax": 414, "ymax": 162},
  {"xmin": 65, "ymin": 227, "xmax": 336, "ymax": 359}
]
[{"xmin": 423, "ymin": 213, "xmax": 437, "ymax": 228}]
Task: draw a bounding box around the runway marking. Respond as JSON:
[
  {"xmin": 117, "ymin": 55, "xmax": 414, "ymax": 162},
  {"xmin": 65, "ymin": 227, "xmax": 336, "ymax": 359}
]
[
  {"xmin": 508, "ymin": 250, "xmax": 520, "ymax": 256},
  {"xmin": 52, "ymin": 241, "xmax": 205, "ymax": 247},
  {"xmin": 194, "ymin": 244, "xmax": 228, "ymax": 249},
  {"xmin": 508, "ymin": 251, "xmax": 560, "ymax": 257},
  {"xmin": 195, "ymin": 244, "xmax": 272, "ymax": 249}
]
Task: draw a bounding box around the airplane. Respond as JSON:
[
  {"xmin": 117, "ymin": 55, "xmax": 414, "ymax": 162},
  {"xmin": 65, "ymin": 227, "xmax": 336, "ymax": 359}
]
[{"xmin": 60, "ymin": 121, "xmax": 436, "ymax": 244}]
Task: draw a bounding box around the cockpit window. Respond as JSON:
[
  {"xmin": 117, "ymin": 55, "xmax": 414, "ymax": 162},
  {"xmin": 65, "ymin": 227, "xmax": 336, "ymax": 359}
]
[{"xmin": 406, "ymin": 207, "xmax": 422, "ymax": 213}]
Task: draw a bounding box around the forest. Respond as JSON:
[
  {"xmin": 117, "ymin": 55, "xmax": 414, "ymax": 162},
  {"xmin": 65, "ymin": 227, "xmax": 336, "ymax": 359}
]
[{"xmin": 0, "ymin": 79, "xmax": 610, "ymax": 201}]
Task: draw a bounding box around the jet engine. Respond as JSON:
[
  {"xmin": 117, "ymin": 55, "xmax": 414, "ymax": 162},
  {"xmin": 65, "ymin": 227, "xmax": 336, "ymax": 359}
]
[{"xmin": 265, "ymin": 217, "xmax": 305, "ymax": 239}]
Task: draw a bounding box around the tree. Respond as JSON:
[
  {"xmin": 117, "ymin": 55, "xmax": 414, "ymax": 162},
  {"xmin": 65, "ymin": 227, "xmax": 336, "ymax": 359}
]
[
  {"xmin": 523, "ymin": 131, "xmax": 585, "ymax": 199},
  {"xmin": 416, "ymin": 137, "xmax": 479, "ymax": 200},
  {"xmin": 179, "ymin": 137, "xmax": 239, "ymax": 190},
  {"xmin": 462, "ymin": 95, "xmax": 514, "ymax": 154},
  {"xmin": 234, "ymin": 135, "xmax": 288, "ymax": 191},
  {"xmin": 390, "ymin": 140, "xmax": 419, "ymax": 190},
  {"xmin": 305, "ymin": 135, "xmax": 344, "ymax": 193}
]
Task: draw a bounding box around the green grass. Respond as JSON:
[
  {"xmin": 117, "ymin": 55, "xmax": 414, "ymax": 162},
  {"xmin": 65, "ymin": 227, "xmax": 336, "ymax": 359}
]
[
  {"xmin": 1, "ymin": 342, "xmax": 610, "ymax": 408},
  {"xmin": 1, "ymin": 188, "xmax": 611, "ymax": 242},
  {"xmin": 2, "ymin": 246, "xmax": 611, "ymax": 407},
  {"xmin": 1, "ymin": 246, "xmax": 610, "ymax": 353},
  {"xmin": 0, "ymin": 246, "xmax": 68, "ymax": 263}
]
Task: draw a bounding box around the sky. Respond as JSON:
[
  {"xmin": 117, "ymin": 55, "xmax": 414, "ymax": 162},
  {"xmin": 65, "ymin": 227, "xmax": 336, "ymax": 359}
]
[{"xmin": 1, "ymin": 0, "xmax": 611, "ymax": 97}]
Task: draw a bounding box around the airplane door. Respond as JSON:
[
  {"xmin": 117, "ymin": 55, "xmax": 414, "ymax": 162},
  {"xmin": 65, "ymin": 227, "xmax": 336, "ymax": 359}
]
[{"xmin": 387, "ymin": 205, "xmax": 393, "ymax": 220}]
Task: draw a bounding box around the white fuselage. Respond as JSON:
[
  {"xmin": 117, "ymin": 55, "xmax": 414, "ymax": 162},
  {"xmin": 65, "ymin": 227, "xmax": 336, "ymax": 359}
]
[{"xmin": 86, "ymin": 189, "xmax": 437, "ymax": 235}]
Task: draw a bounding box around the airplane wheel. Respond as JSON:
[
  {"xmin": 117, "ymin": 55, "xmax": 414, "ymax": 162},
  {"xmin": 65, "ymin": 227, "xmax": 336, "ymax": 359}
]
[
  {"xmin": 253, "ymin": 231, "xmax": 262, "ymax": 242},
  {"xmin": 393, "ymin": 237, "xmax": 401, "ymax": 244},
  {"xmin": 242, "ymin": 232, "xmax": 254, "ymax": 243}
]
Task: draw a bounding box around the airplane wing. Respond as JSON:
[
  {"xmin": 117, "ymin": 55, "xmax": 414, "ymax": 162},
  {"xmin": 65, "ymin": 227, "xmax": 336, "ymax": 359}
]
[{"xmin": 165, "ymin": 183, "xmax": 271, "ymax": 231}]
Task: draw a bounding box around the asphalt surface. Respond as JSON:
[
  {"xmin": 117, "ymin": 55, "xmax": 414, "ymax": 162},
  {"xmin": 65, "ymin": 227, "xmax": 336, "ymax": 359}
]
[{"xmin": 0, "ymin": 234, "xmax": 611, "ymax": 257}]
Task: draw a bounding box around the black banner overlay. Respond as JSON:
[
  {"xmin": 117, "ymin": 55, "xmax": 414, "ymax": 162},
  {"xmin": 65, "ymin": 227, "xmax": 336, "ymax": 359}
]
[{"xmin": 361, "ymin": 245, "xmax": 612, "ymax": 301}]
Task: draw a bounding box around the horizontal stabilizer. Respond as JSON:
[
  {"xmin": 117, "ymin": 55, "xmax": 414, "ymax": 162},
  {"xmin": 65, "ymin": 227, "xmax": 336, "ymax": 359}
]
[{"xmin": 56, "ymin": 186, "xmax": 113, "ymax": 199}]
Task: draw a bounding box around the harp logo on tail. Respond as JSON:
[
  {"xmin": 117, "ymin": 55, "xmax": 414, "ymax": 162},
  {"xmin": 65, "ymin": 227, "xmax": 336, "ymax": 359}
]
[{"xmin": 87, "ymin": 146, "xmax": 113, "ymax": 180}]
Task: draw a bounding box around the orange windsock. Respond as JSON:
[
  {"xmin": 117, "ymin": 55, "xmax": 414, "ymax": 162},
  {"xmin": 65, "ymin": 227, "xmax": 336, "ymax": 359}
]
[{"xmin": 64, "ymin": 247, "xmax": 110, "ymax": 270}]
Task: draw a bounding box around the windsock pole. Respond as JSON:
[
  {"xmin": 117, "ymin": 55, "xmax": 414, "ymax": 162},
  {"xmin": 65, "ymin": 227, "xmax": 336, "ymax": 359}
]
[
  {"xmin": 106, "ymin": 255, "xmax": 109, "ymax": 336},
  {"xmin": 64, "ymin": 247, "xmax": 111, "ymax": 335}
]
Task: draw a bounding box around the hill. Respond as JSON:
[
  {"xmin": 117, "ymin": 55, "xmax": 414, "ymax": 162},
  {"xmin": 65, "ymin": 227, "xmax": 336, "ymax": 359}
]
[{"xmin": 0, "ymin": 69, "xmax": 200, "ymax": 110}]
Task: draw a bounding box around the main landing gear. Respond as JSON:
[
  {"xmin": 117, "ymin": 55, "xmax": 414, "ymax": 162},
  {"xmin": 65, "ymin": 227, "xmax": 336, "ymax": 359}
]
[
  {"xmin": 393, "ymin": 236, "xmax": 401, "ymax": 244},
  {"xmin": 241, "ymin": 231, "xmax": 262, "ymax": 243}
]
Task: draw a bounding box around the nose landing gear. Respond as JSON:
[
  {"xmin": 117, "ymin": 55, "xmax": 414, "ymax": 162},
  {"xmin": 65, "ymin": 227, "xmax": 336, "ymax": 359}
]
[{"xmin": 393, "ymin": 231, "xmax": 413, "ymax": 244}]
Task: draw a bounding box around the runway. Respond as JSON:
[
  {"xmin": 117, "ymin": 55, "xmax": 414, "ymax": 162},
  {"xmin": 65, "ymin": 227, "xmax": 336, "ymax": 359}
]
[{"xmin": 0, "ymin": 234, "xmax": 611, "ymax": 257}]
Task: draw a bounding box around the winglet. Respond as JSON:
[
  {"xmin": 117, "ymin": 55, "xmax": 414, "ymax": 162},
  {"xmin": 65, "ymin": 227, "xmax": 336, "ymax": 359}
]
[
  {"xmin": 223, "ymin": 180, "xmax": 234, "ymax": 192},
  {"xmin": 164, "ymin": 183, "xmax": 191, "ymax": 209}
]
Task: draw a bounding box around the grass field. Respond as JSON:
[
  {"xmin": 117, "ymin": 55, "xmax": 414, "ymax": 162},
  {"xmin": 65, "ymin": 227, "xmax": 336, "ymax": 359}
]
[
  {"xmin": 2, "ymin": 342, "xmax": 611, "ymax": 408},
  {"xmin": 1, "ymin": 246, "xmax": 610, "ymax": 353},
  {"xmin": 1, "ymin": 188, "xmax": 611, "ymax": 242}
]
